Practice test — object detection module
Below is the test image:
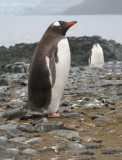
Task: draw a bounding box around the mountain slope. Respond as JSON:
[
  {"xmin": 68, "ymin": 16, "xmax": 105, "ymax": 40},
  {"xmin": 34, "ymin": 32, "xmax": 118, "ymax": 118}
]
[{"xmin": 62, "ymin": 0, "xmax": 122, "ymax": 15}]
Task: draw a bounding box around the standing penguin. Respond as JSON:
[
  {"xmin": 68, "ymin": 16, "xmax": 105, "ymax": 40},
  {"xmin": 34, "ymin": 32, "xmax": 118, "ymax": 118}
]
[
  {"xmin": 28, "ymin": 21, "xmax": 77, "ymax": 117},
  {"xmin": 89, "ymin": 43, "xmax": 104, "ymax": 69}
]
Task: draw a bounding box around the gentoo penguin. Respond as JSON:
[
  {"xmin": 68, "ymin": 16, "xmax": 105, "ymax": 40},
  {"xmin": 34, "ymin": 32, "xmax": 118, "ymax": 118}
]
[
  {"xmin": 27, "ymin": 21, "xmax": 77, "ymax": 118},
  {"xmin": 89, "ymin": 43, "xmax": 104, "ymax": 69}
]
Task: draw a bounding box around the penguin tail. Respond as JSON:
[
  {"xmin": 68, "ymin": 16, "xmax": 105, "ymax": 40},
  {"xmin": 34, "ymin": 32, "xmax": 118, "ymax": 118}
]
[{"xmin": 7, "ymin": 104, "xmax": 28, "ymax": 120}]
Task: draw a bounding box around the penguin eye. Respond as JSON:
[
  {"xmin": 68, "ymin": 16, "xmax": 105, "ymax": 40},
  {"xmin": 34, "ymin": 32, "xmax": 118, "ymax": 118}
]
[{"xmin": 57, "ymin": 25, "xmax": 61, "ymax": 28}]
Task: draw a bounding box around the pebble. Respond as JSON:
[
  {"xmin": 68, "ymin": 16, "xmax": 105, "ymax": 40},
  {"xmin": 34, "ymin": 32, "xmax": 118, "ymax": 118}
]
[
  {"xmin": 35, "ymin": 121, "xmax": 64, "ymax": 132},
  {"xmin": 25, "ymin": 137, "xmax": 43, "ymax": 144},
  {"xmin": 50, "ymin": 130, "xmax": 80, "ymax": 139},
  {"xmin": 17, "ymin": 125, "xmax": 35, "ymax": 132},
  {"xmin": 107, "ymin": 130, "xmax": 116, "ymax": 134},
  {"xmin": 23, "ymin": 148, "xmax": 37, "ymax": 155},
  {"xmin": 80, "ymin": 149, "xmax": 96, "ymax": 155},
  {"xmin": 0, "ymin": 60, "xmax": 122, "ymax": 159},
  {"xmin": 101, "ymin": 147, "xmax": 114, "ymax": 154},
  {"xmin": 68, "ymin": 141, "xmax": 84, "ymax": 149},
  {"xmin": 61, "ymin": 113, "xmax": 84, "ymax": 118},
  {"xmin": 86, "ymin": 143, "xmax": 102, "ymax": 149}
]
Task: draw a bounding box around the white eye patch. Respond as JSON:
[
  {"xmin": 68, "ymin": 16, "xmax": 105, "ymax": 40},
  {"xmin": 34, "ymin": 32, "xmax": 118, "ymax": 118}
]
[{"xmin": 53, "ymin": 21, "xmax": 61, "ymax": 27}]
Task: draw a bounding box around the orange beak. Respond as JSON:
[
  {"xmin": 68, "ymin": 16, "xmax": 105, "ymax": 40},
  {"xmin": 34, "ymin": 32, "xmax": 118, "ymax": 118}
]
[{"xmin": 66, "ymin": 21, "xmax": 77, "ymax": 26}]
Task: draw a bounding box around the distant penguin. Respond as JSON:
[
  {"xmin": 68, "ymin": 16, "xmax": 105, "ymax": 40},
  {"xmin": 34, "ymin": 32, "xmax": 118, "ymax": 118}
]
[
  {"xmin": 27, "ymin": 20, "xmax": 77, "ymax": 118},
  {"xmin": 89, "ymin": 43, "xmax": 104, "ymax": 68}
]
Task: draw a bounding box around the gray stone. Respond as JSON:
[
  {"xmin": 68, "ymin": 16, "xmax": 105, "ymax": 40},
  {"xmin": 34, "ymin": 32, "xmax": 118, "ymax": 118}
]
[
  {"xmin": 60, "ymin": 100, "xmax": 70, "ymax": 106},
  {"xmin": 115, "ymin": 147, "xmax": 122, "ymax": 152},
  {"xmin": 83, "ymin": 103, "xmax": 102, "ymax": 110},
  {"xmin": 23, "ymin": 148, "xmax": 37, "ymax": 155},
  {"xmin": 61, "ymin": 113, "xmax": 84, "ymax": 118},
  {"xmin": 68, "ymin": 141, "xmax": 84, "ymax": 149},
  {"xmin": 101, "ymin": 147, "xmax": 114, "ymax": 154},
  {"xmin": 0, "ymin": 158, "xmax": 15, "ymax": 160},
  {"xmin": 6, "ymin": 148, "xmax": 19, "ymax": 157},
  {"xmin": 9, "ymin": 137, "xmax": 26, "ymax": 143},
  {"xmin": 80, "ymin": 149, "xmax": 96, "ymax": 155},
  {"xmin": 38, "ymin": 147, "xmax": 55, "ymax": 153},
  {"xmin": 77, "ymin": 91, "xmax": 93, "ymax": 96},
  {"xmin": 50, "ymin": 129, "xmax": 80, "ymax": 139},
  {"xmin": 0, "ymin": 136, "xmax": 8, "ymax": 147},
  {"xmin": 112, "ymin": 153, "xmax": 122, "ymax": 157},
  {"xmin": 89, "ymin": 115, "xmax": 110, "ymax": 121},
  {"xmin": 107, "ymin": 130, "xmax": 116, "ymax": 134},
  {"xmin": 32, "ymin": 118, "xmax": 48, "ymax": 125},
  {"xmin": 35, "ymin": 121, "xmax": 63, "ymax": 132},
  {"xmin": 7, "ymin": 128, "xmax": 26, "ymax": 139},
  {"xmin": 86, "ymin": 143, "xmax": 102, "ymax": 149},
  {"xmin": 93, "ymin": 139, "xmax": 102, "ymax": 143},
  {"xmin": 17, "ymin": 125, "xmax": 35, "ymax": 132},
  {"xmin": 25, "ymin": 137, "xmax": 43, "ymax": 144}
]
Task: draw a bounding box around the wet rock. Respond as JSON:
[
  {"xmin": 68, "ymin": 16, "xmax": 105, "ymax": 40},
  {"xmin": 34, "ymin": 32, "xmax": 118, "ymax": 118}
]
[
  {"xmin": 35, "ymin": 121, "xmax": 64, "ymax": 132},
  {"xmin": 25, "ymin": 137, "xmax": 43, "ymax": 144},
  {"xmin": 51, "ymin": 130, "xmax": 80, "ymax": 139}
]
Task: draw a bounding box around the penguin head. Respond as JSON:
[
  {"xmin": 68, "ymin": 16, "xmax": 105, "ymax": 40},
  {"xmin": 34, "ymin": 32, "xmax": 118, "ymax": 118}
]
[
  {"xmin": 47, "ymin": 21, "xmax": 77, "ymax": 36},
  {"xmin": 93, "ymin": 43, "xmax": 100, "ymax": 48}
]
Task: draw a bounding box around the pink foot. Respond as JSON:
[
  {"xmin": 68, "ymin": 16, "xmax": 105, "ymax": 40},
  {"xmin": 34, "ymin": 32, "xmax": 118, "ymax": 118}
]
[{"xmin": 48, "ymin": 113, "xmax": 61, "ymax": 118}]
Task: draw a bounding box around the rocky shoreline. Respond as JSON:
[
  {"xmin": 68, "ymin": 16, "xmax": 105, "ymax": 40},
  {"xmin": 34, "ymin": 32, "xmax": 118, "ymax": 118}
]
[
  {"xmin": 0, "ymin": 59, "xmax": 122, "ymax": 159},
  {"xmin": 0, "ymin": 36, "xmax": 122, "ymax": 74}
]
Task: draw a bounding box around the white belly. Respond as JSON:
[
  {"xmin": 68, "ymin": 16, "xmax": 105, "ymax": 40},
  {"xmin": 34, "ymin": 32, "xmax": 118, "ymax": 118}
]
[
  {"xmin": 90, "ymin": 48, "xmax": 104, "ymax": 68},
  {"xmin": 46, "ymin": 38, "xmax": 71, "ymax": 113}
]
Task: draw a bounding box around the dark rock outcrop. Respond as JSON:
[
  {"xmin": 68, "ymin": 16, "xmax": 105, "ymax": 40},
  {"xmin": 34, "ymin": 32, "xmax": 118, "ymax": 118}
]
[{"xmin": 0, "ymin": 36, "xmax": 122, "ymax": 74}]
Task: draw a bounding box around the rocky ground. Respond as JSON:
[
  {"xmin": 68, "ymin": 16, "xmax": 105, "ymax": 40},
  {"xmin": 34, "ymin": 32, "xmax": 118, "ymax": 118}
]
[{"xmin": 0, "ymin": 61, "xmax": 122, "ymax": 160}]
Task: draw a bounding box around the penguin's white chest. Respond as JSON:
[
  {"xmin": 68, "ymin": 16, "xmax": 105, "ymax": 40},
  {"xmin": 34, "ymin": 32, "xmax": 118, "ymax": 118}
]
[
  {"xmin": 90, "ymin": 47, "xmax": 104, "ymax": 68},
  {"xmin": 46, "ymin": 38, "xmax": 71, "ymax": 113}
]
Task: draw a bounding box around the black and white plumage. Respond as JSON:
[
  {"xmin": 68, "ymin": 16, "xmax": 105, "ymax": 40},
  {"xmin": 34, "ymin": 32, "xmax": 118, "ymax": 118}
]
[
  {"xmin": 89, "ymin": 43, "xmax": 104, "ymax": 68},
  {"xmin": 27, "ymin": 21, "xmax": 77, "ymax": 116}
]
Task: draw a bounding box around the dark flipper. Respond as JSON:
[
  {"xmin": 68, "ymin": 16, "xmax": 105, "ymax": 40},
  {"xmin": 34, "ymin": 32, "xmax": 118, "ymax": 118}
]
[
  {"xmin": 7, "ymin": 105, "xmax": 28, "ymax": 120},
  {"xmin": 49, "ymin": 54, "xmax": 56, "ymax": 87}
]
